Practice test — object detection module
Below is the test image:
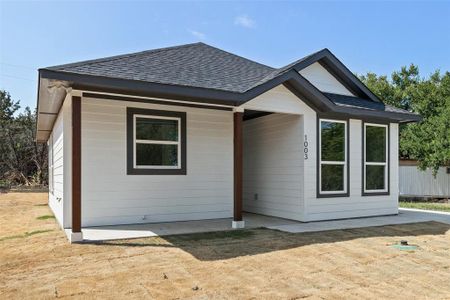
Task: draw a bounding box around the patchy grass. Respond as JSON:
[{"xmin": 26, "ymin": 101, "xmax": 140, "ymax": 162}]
[
  {"xmin": 400, "ymin": 201, "xmax": 450, "ymax": 212},
  {"xmin": 2, "ymin": 192, "xmax": 450, "ymax": 299},
  {"xmin": 36, "ymin": 214, "xmax": 55, "ymax": 220},
  {"xmin": 171, "ymin": 229, "xmax": 255, "ymax": 242},
  {"xmin": 0, "ymin": 229, "xmax": 54, "ymax": 242}
]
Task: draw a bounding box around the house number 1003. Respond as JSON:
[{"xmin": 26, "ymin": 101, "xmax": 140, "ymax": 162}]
[{"xmin": 304, "ymin": 134, "xmax": 309, "ymax": 160}]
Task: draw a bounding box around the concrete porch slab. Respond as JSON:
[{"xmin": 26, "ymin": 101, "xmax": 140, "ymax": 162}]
[
  {"xmin": 72, "ymin": 209, "xmax": 450, "ymax": 242},
  {"xmin": 80, "ymin": 213, "xmax": 299, "ymax": 242}
]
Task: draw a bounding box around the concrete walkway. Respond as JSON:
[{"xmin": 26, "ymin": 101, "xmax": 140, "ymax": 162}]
[
  {"xmin": 80, "ymin": 209, "xmax": 450, "ymax": 241},
  {"xmin": 267, "ymin": 208, "xmax": 450, "ymax": 233}
]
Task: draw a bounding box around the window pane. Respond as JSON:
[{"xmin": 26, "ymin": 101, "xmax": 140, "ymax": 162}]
[
  {"xmin": 366, "ymin": 126, "xmax": 386, "ymax": 162},
  {"xmin": 136, "ymin": 118, "xmax": 178, "ymax": 141},
  {"xmin": 366, "ymin": 165, "xmax": 385, "ymax": 190},
  {"xmin": 321, "ymin": 121, "xmax": 345, "ymax": 161},
  {"xmin": 136, "ymin": 144, "xmax": 178, "ymax": 166},
  {"xmin": 321, "ymin": 164, "xmax": 344, "ymax": 192}
]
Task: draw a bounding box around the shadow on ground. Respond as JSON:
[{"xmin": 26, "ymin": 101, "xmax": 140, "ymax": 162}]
[{"xmin": 84, "ymin": 221, "xmax": 450, "ymax": 261}]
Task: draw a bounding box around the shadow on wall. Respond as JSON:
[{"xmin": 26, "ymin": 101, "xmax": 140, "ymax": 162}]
[{"xmin": 83, "ymin": 221, "xmax": 450, "ymax": 261}]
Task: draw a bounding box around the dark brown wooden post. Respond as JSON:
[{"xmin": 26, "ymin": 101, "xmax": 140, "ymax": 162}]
[
  {"xmin": 72, "ymin": 96, "xmax": 82, "ymax": 237},
  {"xmin": 233, "ymin": 111, "xmax": 244, "ymax": 228}
]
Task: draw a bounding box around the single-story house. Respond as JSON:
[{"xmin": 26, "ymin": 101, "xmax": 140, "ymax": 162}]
[{"xmin": 36, "ymin": 42, "xmax": 421, "ymax": 242}]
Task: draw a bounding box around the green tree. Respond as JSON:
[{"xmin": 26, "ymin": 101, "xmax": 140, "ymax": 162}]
[
  {"xmin": 360, "ymin": 67, "xmax": 450, "ymax": 175},
  {"xmin": 0, "ymin": 90, "xmax": 47, "ymax": 186}
]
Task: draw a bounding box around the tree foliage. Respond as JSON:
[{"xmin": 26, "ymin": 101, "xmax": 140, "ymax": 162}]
[
  {"xmin": 0, "ymin": 90, "xmax": 47, "ymax": 186},
  {"xmin": 359, "ymin": 66, "xmax": 450, "ymax": 175}
]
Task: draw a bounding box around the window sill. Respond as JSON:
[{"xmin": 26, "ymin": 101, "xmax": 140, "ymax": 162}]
[
  {"xmin": 362, "ymin": 191, "xmax": 390, "ymax": 196},
  {"xmin": 317, "ymin": 192, "xmax": 350, "ymax": 198},
  {"xmin": 127, "ymin": 168, "xmax": 186, "ymax": 175}
]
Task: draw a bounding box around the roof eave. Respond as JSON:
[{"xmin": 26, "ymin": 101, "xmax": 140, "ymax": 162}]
[
  {"xmin": 38, "ymin": 68, "xmax": 421, "ymax": 127},
  {"xmin": 39, "ymin": 69, "xmax": 242, "ymax": 106}
]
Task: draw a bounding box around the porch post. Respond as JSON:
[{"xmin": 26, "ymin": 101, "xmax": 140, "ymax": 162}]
[
  {"xmin": 71, "ymin": 94, "xmax": 83, "ymax": 242},
  {"xmin": 233, "ymin": 108, "xmax": 245, "ymax": 229}
]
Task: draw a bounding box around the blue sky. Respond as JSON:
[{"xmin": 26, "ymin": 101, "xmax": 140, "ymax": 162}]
[{"xmin": 1, "ymin": 1, "xmax": 449, "ymax": 110}]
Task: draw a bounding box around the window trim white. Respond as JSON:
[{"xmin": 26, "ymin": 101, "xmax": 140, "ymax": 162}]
[
  {"xmin": 363, "ymin": 123, "xmax": 389, "ymax": 193},
  {"xmin": 319, "ymin": 118, "xmax": 348, "ymax": 195},
  {"xmin": 133, "ymin": 114, "xmax": 181, "ymax": 169}
]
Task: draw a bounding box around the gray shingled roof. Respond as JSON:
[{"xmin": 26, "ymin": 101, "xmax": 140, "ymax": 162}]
[
  {"xmin": 42, "ymin": 42, "xmax": 420, "ymax": 121},
  {"xmin": 324, "ymin": 93, "xmax": 417, "ymax": 115},
  {"xmin": 46, "ymin": 43, "xmax": 275, "ymax": 93}
]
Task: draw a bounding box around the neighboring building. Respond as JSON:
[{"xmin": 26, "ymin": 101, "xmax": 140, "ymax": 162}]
[
  {"xmin": 399, "ymin": 160, "xmax": 450, "ymax": 198},
  {"xmin": 36, "ymin": 43, "xmax": 420, "ymax": 242}
]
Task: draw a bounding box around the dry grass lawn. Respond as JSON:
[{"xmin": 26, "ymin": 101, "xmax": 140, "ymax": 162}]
[{"xmin": 1, "ymin": 192, "xmax": 450, "ymax": 299}]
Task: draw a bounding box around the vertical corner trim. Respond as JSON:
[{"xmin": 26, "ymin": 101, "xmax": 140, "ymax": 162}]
[
  {"xmin": 233, "ymin": 112, "xmax": 243, "ymax": 221},
  {"xmin": 72, "ymin": 96, "xmax": 82, "ymax": 233}
]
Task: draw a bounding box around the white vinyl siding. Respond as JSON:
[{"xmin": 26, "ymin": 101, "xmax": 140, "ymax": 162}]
[
  {"xmin": 51, "ymin": 86, "xmax": 401, "ymax": 229},
  {"xmin": 80, "ymin": 97, "xmax": 233, "ymax": 227},
  {"xmin": 48, "ymin": 136, "xmax": 53, "ymax": 194},
  {"xmin": 303, "ymin": 121, "xmax": 399, "ymax": 221},
  {"xmin": 48, "ymin": 104, "xmax": 65, "ymax": 227},
  {"xmin": 299, "ymin": 62, "xmax": 355, "ymax": 96},
  {"xmin": 241, "ymin": 85, "xmax": 313, "ymax": 114}
]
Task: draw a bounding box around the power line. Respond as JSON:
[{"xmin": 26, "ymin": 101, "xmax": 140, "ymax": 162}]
[
  {"xmin": 0, "ymin": 62, "xmax": 37, "ymax": 70},
  {"xmin": 0, "ymin": 73, "xmax": 37, "ymax": 82}
]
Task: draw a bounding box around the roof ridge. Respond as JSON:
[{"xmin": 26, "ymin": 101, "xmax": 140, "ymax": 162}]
[
  {"xmin": 43, "ymin": 42, "xmax": 204, "ymax": 71},
  {"xmin": 242, "ymin": 48, "xmax": 328, "ymax": 92}
]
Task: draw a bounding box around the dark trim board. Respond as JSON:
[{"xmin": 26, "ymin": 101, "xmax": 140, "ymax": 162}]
[
  {"xmin": 126, "ymin": 107, "xmax": 187, "ymax": 175},
  {"xmin": 361, "ymin": 121, "xmax": 390, "ymax": 196},
  {"xmin": 316, "ymin": 116, "xmax": 350, "ymax": 198},
  {"xmin": 41, "ymin": 69, "xmax": 240, "ymax": 106},
  {"xmin": 71, "ymin": 96, "xmax": 82, "ymax": 233},
  {"xmin": 39, "ymin": 112, "xmax": 58, "ymax": 115},
  {"xmin": 243, "ymin": 110, "xmax": 273, "ymax": 121},
  {"xmin": 233, "ymin": 112, "xmax": 243, "ymax": 221},
  {"xmin": 83, "ymin": 92, "xmax": 233, "ymax": 111}
]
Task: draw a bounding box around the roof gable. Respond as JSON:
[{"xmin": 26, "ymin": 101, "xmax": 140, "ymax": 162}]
[{"xmin": 299, "ymin": 62, "xmax": 355, "ymax": 96}]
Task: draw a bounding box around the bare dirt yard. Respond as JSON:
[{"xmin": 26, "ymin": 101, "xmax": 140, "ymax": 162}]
[{"xmin": 1, "ymin": 192, "xmax": 450, "ymax": 299}]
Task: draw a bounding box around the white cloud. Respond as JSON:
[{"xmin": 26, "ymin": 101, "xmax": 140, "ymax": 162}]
[
  {"xmin": 234, "ymin": 15, "xmax": 256, "ymax": 29},
  {"xmin": 188, "ymin": 29, "xmax": 206, "ymax": 40}
]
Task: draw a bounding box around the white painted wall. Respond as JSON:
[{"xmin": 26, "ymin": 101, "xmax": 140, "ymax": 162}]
[
  {"xmin": 400, "ymin": 166, "xmax": 450, "ymax": 197},
  {"xmin": 62, "ymin": 96, "xmax": 73, "ymax": 229},
  {"xmin": 48, "ymin": 110, "xmax": 64, "ymax": 227},
  {"xmin": 241, "ymin": 85, "xmax": 315, "ymax": 114},
  {"xmin": 51, "ymin": 85, "xmax": 401, "ymax": 228},
  {"xmin": 303, "ymin": 121, "xmax": 399, "ymax": 221},
  {"xmin": 243, "ymin": 114, "xmax": 304, "ymax": 220},
  {"xmin": 299, "ymin": 62, "xmax": 355, "ymax": 96},
  {"xmin": 48, "ymin": 93, "xmax": 73, "ymax": 229},
  {"xmin": 80, "ymin": 96, "xmax": 233, "ymax": 227}
]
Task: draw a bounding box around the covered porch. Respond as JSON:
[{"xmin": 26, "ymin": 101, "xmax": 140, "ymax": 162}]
[{"xmin": 66, "ymin": 87, "xmax": 315, "ymax": 242}]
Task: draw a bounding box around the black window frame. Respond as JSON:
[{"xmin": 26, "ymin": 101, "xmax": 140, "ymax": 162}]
[{"xmin": 127, "ymin": 107, "xmax": 186, "ymax": 175}]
